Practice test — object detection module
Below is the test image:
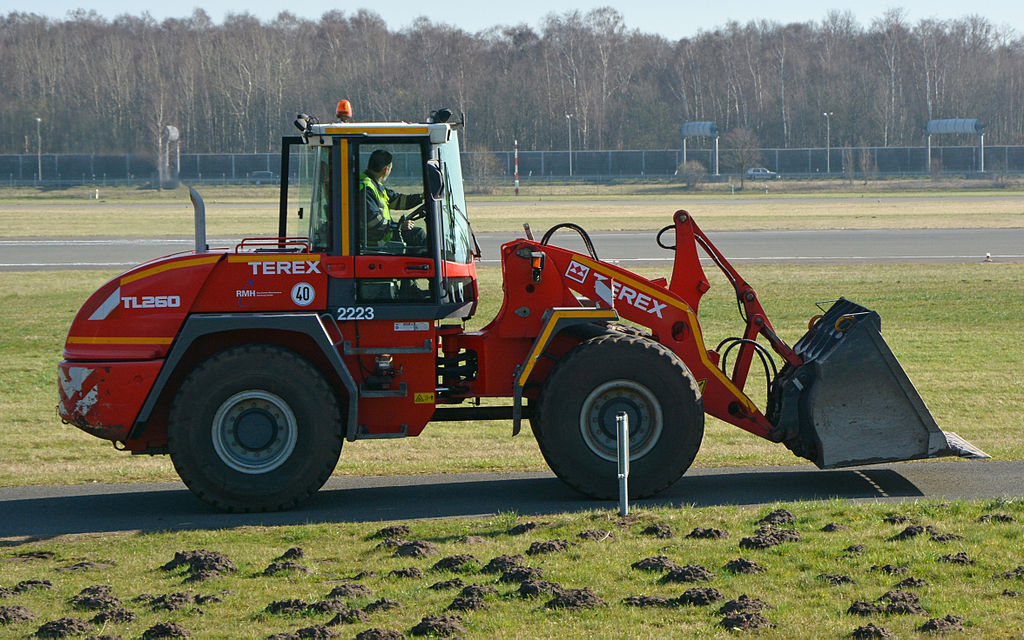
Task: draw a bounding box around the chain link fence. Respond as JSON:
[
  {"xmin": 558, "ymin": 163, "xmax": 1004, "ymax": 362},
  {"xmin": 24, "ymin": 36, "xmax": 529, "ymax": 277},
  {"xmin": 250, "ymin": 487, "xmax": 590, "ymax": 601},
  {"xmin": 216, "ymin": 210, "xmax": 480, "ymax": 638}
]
[{"xmin": 3, "ymin": 146, "xmax": 1023, "ymax": 187}]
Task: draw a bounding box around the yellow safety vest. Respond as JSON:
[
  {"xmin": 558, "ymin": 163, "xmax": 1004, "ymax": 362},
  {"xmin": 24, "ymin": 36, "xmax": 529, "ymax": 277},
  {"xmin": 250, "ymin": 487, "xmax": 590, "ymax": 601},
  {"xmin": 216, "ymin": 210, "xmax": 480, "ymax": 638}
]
[{"xmin": 359, "ymin": 173, "xmax": 394, "ymax": 243}]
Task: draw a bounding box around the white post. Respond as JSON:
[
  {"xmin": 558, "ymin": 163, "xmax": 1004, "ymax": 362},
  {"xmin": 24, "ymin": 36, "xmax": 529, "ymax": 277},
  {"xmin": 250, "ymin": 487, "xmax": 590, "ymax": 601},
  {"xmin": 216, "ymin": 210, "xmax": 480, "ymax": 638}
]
[
  {"xmin": 617, "ymin": 411, "xmax": 630, "ymax": 516},
  {"xmin": 565, "ymin": 113, "xmax": 573, "ymax": 177}
]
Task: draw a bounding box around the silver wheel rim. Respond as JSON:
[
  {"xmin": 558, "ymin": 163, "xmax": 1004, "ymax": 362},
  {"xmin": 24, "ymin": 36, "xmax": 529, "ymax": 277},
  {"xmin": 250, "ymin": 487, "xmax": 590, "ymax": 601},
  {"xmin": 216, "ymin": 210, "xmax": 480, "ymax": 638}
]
[
  {"xmin": 211, "ymin": 390, "xmax": 298, "ymax": 474},
  {"xmin": 579, "ymin": 380, "xmax": 663, "ymax": 462}
]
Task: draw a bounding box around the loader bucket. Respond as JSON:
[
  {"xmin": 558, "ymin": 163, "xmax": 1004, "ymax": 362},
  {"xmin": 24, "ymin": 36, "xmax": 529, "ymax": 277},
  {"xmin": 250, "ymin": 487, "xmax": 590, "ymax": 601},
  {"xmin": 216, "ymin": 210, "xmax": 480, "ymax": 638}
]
[{"xmin": 769, "ymin": 299, "xmax": 989, "ymax": 469}]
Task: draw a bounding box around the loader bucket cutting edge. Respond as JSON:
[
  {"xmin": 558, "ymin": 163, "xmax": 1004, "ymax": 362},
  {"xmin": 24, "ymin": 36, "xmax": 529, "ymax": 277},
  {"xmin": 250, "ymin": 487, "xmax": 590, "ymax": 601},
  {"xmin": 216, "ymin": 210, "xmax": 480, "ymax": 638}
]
[{"xmin": 769, "ymin": 298, "xmax": 989, "ymax": 469}]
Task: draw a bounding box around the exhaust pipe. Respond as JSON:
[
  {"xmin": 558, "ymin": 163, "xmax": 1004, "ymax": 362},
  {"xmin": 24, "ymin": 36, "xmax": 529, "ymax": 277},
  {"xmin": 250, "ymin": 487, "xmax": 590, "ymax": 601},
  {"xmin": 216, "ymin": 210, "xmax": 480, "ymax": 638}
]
[
  {"xmin": 769, "ymin": 299, "xmax": 989, "ymax": 469},
  {"xmin": 189, "ymin": 187, "xmax": 207, "ymax": 254}
]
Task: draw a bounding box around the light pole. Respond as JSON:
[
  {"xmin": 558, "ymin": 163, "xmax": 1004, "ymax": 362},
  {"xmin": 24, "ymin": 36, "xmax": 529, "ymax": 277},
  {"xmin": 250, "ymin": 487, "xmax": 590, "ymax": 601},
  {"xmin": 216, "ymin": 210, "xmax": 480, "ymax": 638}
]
[
  {"xmin": 823, "ymin": 112, "xmax": 833, "ymax": 174},
  {"xmin": 35, "ymin": 117, "xmax": 42, "ymax": 184},
  {"xmin": 565, "ymin": 113, "xmax": 573, "ymax": 177}
]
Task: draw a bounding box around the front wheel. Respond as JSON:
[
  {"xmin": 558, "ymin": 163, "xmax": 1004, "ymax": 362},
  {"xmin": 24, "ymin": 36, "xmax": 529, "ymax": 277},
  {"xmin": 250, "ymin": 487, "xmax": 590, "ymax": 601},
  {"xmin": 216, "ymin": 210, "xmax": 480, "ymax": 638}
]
[
  {"xmin": 167, "ymin": 345, "xmax": 343, "ymax": 512},
  {"xmin": 533, "ymin": 333, "xmax": 704, "ymax": 499}
]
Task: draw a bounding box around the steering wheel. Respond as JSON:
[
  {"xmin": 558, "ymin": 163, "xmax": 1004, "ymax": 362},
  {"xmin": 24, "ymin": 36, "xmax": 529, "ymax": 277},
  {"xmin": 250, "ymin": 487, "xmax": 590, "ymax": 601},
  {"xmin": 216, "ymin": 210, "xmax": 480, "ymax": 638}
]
[{"xmin": 405, "ymin": 204, "xmax": 428, "ymax": 222}]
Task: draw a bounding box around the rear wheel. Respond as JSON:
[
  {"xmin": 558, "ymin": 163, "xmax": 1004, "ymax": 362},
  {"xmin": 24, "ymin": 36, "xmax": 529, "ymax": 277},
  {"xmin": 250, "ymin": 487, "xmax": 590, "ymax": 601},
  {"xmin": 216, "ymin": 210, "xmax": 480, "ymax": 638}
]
[
  {"xmin": 533, "ymin": 333, "xmax": 704, "ymax": 499},
  {"xmin": 167, "ymin": 345, "xmax": 342, "ymax": 512}
]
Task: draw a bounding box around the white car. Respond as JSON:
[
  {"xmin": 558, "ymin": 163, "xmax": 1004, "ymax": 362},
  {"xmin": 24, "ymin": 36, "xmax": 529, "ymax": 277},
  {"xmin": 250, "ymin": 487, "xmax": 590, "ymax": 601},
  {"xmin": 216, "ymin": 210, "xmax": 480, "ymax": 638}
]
[{"xmin": 745, "ymin": 167, "xmax": 779, "ymax": 180}]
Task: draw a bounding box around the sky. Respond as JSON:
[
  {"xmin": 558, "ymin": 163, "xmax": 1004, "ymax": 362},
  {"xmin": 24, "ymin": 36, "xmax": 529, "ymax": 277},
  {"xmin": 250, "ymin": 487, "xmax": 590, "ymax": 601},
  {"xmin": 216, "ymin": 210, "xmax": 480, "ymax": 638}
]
[{"xmin": 10, "ymin": 0, "xmax": 1023, "ymax": 39}]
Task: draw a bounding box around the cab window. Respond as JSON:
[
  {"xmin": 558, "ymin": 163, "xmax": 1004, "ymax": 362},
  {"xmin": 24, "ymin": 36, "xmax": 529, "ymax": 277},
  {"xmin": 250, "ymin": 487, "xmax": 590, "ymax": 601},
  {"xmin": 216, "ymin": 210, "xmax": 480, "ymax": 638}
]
[{"xmin": 354, "ymin": 142, "xmax": 429, "ymax": 257}]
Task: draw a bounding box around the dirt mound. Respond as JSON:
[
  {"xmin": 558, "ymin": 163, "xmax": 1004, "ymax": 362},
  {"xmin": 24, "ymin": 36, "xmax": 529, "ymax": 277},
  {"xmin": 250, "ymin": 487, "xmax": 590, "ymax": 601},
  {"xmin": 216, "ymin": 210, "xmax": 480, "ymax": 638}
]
[
  {"xmin": 577, "ymin": 529, "xmax": 613, "ymax": 541},
  {"xmin": 71, "ymin": 586, "xmax": 121, "ymax": 611},
  {"xmin": 818, "ymin": 574, "xmax": 855, "ymax": 586},
  {"xmin": 354, "ymin": 629, "xmax": 405, "ymax": 640},
  {"xmin": 757, "ymin": 509, "xmax": 795, "ymax": 525},
  {"xmin": 91, "ymin": 608, "xmax": 136, "ymax": 624},
  {"xmin": 895, "ymin": 577, "xmax": 927, "ymax": 589},
  {"xmin": 394, "ymin": 541, "xmax": 438, "ymax": 558},
  {"xmin": 641, "ymin": 523, "xmax": 674, "ymax": 538},
  {"xmin": 676, "ymin": 587, "xmax": 724, "ymax": 606},
  {"xmin": 447, "ymin": 596, "xmax": 485, "ymax": 611},
  {"xmin": 276, "ymin": 548, "xmax": 304, "ymax": 561},
  {"xmin": 5, "ymin": 551, "xmax": 55, "ymax": 562},
  {"xmin": 1002, "ymin": 590, "xmax": 1021, "ymax": 597},
  {"xmin": 482, "ymin": 554, "xmax": 525, "ymax": 573},
  {"xmin": 374, "ymin": 539, "xmax": 407, "ymax": 550},
  {"xmin": 871, "ymin": 564, "xmax": 907, "ymax": 575},
  {"xmin": 662, "ymin": 564, "xmax": 715, "ymax": 583},
  {"xmin": 348, "ymin": 571, "xmax": 376, "ymax": 580},
  {"xmin": 0, "ymin": 587, "xmax": 13, "ymax": 598},
  {"xmin": 326, "ymin": 608, "xmax": 369, "ymax": 625},
  {"xmin": 141, "ymin": 621, "xmax": 190, "ymax": 638},
  {"xmin": 429, "ymin": 578, "xmax": 465, "ymax": 591},
  {"xmin": 718, "ymin": 595, "xmax": 771, "ymax": 615},
  {"xmin": 979, "ymin": 514, "xmax": 1017, "ymax": 523},
  {"xmin": 527, "ymin": 539, "xmax": 572, "ymax": 555},
  {"xmin": 148, "ymin": 593, "xmax": 197, "ymax": 612},
  {"xmin": 431, "ymin": 554, "xmax": 478, "ymax": 572},
  {"xmin": 723, "ymin": 558, "xmax": 763, "ymax": 574},
  {"xmin": 545, "ymin": 587, "xmax": 606, "ymax": 610},
  {"xmin": 920, "ymin": 615, "xmax": 965, "ymax": 633},
  {"xmin": 631, "ymin": 556, "xmax": 681, "ymax": 573},
  {"xmin": 938, "ymin": 553, "xmax": 973, "ymax": 565},
  {"xmin": 686, "ymin": 527, "xmax": 728, "ymax": 539},
  {"xmin": 387, "ymin": 567, "xmax": 423, "ymax": 579},
  {"xmin": 506, "ymin": 522, "xmax": 539, "ymax": 536},
  {"xmin": 459, "ymin": 535, "xmax": 486, "ymax": 545},
  {"xmin": 518, "ymin": 580, "xmax": 564, "ymax": 599},
  {"xmin": 15, "ymin": 579, "xmax": 54, "ymax": 592},
  {"xmin": 327, "ymin": 583, "xmax": 373, "ymax": 599},
  {"xmin": 847, "ymin": 601, "xmax": 883, "ymax": 616},
  {"xmin": 844, "ymin": 545, "xmax": 867, "ymax": 556},
  {"xmin": 890, "ymin": 525, "xmax": 933, "ymax": 540},
  {"xmin": 997, "ymin": 566, "xmax": 1024, "ymax": 579},
  {"xmin": 500, "ymin": 566, "xmax": 544, "ymax": 583},
  {"xmin": 821, "ymin": 523, "xmax": 850, "ymax": 532},
  {"xmin": 294, "ymin": 625, "xmax": 335, "ymax": 639},
  {"xmin": 739, "ymin": 527, "xmax": 800, "ymax": 550},
  {"xmin": 161, "ymin": 550, "xmax": 236, "ymax": 582},
  {"xmin": 57, "ymin": 561, "xmax": 114, "ymax": 573},
  {"xmin": 410, "ymin": 615, "xmax": 465, "ymax": 636},
  {"xmin": 36, "ymin": 618, "xmax": 92, "ymax": 638},
  {"xmin": 459, "ymin": 584, "xmax": 497, "ymax": 599},
  {"xmin": 884, "ymin": 515, "xmax": 913, "ymax": 525},
  {"xmin": 264, "ymin": 561, "xmax": 311, "ymax": 576},
  {"xmin": 877, "ymin": 590, "xmax": 926, "ymax": 615},
  {"xmin": 1, "ymin": 605, "xmax": 36, "ymax": 624},
  {"xmin": 267, "ymin": 599, "xmax": 308, "ymax": 615},
  {"xmin": 718, "ymin": 611, "xmax": 775, "ymax": 631},
  {"xmin": 624, "ymin": 595, "xmax": 674, "ymax": 608},
  {"xmin": 372, "ymin": 525, "xmax": 411, "ymax": 539},
  {"xmin": 930, "ymin": 532, "xmax": 964, "ymax": 543},
  {"xmin": 852, "ymin": 623, "xmax": 896, "ymax": 639},
  {"xmin": 364, "ymin": 598, "xmax": 402, "ymax": 614}
]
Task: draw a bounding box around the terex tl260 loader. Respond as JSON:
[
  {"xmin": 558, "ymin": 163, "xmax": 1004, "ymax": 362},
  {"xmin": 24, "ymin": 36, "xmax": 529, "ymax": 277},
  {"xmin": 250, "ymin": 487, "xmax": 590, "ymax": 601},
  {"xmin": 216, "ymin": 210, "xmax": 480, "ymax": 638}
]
[{"xmin": 58, "ymin": 107, "xmax": 988, "ymax": 511}]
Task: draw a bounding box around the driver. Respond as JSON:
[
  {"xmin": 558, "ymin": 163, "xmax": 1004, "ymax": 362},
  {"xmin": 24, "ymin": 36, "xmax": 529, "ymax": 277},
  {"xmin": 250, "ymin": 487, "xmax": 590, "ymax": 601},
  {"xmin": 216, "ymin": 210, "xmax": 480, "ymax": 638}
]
[{"xmin": 359, "ymin": 149, "xmax": 426, "ymax": 249}]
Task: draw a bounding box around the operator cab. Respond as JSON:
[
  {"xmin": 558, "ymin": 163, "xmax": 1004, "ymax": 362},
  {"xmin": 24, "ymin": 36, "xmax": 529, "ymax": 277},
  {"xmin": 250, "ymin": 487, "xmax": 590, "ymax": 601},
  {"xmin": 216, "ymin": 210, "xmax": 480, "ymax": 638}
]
[{"xmin": 280, "ymin": 105, "xmax": 477, "ymax": 321}]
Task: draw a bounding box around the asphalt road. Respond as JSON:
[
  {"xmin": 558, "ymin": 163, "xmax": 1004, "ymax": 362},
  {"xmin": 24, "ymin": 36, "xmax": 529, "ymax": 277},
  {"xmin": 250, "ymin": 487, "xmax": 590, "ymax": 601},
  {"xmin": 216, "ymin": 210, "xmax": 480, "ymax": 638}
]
[
  {"xmin": 3, "ymin": 228, "xmax": 1023, "ymax": 271},
  {"xmin": 1, "ymin": 460, "xmax": 1018, "ymax": 542}
]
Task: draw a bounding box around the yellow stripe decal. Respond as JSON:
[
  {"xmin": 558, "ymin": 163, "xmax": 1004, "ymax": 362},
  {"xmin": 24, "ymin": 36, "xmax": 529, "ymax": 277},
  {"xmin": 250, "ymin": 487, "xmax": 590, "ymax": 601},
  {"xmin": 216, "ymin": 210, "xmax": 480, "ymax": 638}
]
[
  {"xmin": 572, "ymin": 256, "xmax": 757, "ymax": 414},
  {"xmin": 340, "ymin": 140, "xmax": 350, "ymax": 255},
  {"xmin": 68, "ymin": 336, "xmax": 175, "ymax": 345},
  {"xmin": 121, "ymin": 255, "xmax": 220, "ymax": 285},
  {"xmin": 323, "ymin": 126, "xmax": 429, "ymax": 135},
  {"xmin": 516, "ymin": 308, "xmax": 617, "ymax": 387}
]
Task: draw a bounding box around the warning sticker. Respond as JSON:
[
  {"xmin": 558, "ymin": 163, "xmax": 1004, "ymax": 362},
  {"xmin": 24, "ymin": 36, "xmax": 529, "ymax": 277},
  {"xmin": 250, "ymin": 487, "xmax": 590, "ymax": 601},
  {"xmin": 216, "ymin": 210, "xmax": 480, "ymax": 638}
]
[
  {"xmin": 696, "ymin": 378, "xmax": 707, "ymax": 394},
  {"xmin": 414, "ymin": 392, "xmax": 435, "ymax": 404},
  {"xmin": 565, "ymin": 260, "xmax": 590, "ymax": 284}
]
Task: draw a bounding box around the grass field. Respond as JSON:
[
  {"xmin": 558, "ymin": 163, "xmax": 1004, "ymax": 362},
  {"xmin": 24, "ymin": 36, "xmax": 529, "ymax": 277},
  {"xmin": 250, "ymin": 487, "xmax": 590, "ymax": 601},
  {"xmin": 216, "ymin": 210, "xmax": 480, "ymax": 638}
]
[
  {"xmin": 2, "ymin": 501, "xmax": 1023, "ymax": 638},
  {"xmin": 2, "ymin": 190, "xmax": 1022, "ymax": 638},
  {"xmin": 1, "ymin": 183, "xmax": 1023, "ymax": 237}
]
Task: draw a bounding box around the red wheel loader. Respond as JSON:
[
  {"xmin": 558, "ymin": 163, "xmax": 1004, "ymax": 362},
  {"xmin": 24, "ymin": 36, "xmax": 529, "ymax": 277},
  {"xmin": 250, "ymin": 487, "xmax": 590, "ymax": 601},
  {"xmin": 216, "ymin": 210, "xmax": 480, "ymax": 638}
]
[{"xmin": 57, "ymin": 107, "xmax": 988, "ymax": 511}]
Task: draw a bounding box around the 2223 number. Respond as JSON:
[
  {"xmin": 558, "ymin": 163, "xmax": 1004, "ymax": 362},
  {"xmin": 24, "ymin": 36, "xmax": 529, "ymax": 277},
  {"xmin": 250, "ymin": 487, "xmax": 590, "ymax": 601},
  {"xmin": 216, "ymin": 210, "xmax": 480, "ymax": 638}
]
[{"xmin": 336, "ymin": 306, "xmax": 374, "ymax": 320}]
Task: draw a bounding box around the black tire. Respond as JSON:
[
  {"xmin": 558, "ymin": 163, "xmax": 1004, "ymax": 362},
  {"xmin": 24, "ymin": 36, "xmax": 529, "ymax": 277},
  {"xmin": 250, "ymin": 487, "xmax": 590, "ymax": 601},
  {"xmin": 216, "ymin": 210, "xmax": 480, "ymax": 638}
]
[
  {"xmin": 533, "ymin": 333, "xmax": 704, "ymax": 499},
  {"xmin": 167, "ymin": 344, "xmax": 343, "ymax": 512}
]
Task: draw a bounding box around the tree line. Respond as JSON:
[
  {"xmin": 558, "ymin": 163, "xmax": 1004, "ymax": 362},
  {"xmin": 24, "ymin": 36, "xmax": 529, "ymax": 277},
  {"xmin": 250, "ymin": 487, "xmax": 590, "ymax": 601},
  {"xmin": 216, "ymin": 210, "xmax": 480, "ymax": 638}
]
[{"xmin": 2, "ymin": 7, "xmax": 1022, "ymax": 160}]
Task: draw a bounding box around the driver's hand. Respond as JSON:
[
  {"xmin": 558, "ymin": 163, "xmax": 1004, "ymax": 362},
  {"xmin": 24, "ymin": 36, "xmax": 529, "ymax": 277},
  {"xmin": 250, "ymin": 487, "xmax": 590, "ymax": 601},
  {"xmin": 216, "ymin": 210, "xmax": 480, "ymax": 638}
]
[{"xmin": 401, "ymin": 218, "xmax": 414, "ymax": 231}]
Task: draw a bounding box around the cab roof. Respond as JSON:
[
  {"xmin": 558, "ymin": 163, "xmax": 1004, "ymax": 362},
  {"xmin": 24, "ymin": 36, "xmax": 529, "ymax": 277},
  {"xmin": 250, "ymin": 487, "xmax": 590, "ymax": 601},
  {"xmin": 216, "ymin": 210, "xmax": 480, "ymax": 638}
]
[{"xmin": 307, "ymin": 121, "xmax": 451, "ymax": 144}]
